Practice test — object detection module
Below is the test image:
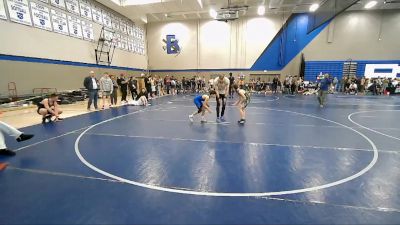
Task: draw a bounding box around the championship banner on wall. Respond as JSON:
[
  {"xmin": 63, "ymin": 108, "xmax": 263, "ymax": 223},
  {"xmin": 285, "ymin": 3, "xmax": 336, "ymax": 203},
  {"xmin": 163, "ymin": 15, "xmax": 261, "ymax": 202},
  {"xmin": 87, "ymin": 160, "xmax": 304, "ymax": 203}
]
[
  {"xmin": 138, "ymin": 28, "xmax": 143, "ymax": 40},
  {"xmin": 114, "ymin": 33, "xmax": 121, "ymax": 49},
  {"xmin": 138, "ymin": 44, "xmax": 143, "ymax": 54},
  {"xmin": 91, "ymin": 5, "xmax": 102, "ymax": 24},
  {"xmin": 133, "ymin": 41, "xmax": 138, "ymax": 53},
  {"xmin": 50, "ymin": 0, "xmax": 65, "ymax": 10},
  {"xmin": 137, "ymin": 42, "xmax": 142, "ymax": 54},
  {"xmin": 102, "ymin": 10, "xmax": 111, "ymax": 28},
  {"xmin": 133, "ymin": 26, "xmax": 138, "ymax": 38},
  {"xmin": 140, "ymin": 41, "xmax": 145, "ymax": 54},
  {"xmin": 135, "ymin": 27, "xmax": 143, "ymax": 40},
  {"xmin": 139, "ymin": 45, "xmax": 143, "ymax": 55},
  {"xmin": 103, "ymin": 29, "xmax": 113, "ymax": 46},
  {"xmin": 51, "ymin": 9, "xmax": 68, "ymax": 35},
  {"xmin": 0, "ymin": 0, "xmax": 7, "ymax": 20},
  {"xmin": 79, "ymin": 0, "xmax": 92, "ymax": 21},
  {"xmin": 119, "ymin": 19, "xmax": 127, "ymax": 34},
  {"xmin": 65, "ymin": 0, "xmax": 79, "ymax": 15},
  {"xmin": 81, "ymin": 20, "xmax": 94, "ymax": 41},
  {"xmin": 121, "ymin": 35, "xmax": 128, "ymax": 50},
  {"xmin": 67, "ymin": 15, "xmax": 82, "ymax": 38},
  {"xmin": 127, "ymin": 24, "xmax": 133, "ymax": 37},
  {"xmin": 127, "ymin": 38, "xmax": 133, "ymax": 52},
  {"xmin": 30, "ymin": 2, "xmax": 52, "ymax": 31},
  {"xmin": 111, "ymin": 14, "xmax": 119, "ymax": 31},
  {"xmin": 7, "ymin": 0, "xmax": 32, "ymax": 26},
  {"xmin": 135, "ymin": 27, "xmax": 139, "ymax": 38}
]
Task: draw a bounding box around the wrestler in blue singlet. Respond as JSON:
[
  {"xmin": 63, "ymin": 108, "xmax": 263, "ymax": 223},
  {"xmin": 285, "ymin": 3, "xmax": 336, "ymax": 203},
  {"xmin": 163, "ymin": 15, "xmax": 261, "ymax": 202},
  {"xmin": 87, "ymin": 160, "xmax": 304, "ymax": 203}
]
[{"xmin": 194, "ymin": 95, "xmax": 204, "ymax": 112}]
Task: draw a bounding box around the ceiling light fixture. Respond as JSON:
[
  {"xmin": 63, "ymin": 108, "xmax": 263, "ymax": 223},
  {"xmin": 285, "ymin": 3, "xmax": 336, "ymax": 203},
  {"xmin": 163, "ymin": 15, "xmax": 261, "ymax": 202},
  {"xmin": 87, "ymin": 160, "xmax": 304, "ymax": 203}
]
[
  {"xmin": 209, "ymin": 9, "xmax": 217, "ymax": 19},
  {"xmin": 257, "ymin": 5, "xmax": 265, "ymax": 16},
  {"xmin": 365, "ymin": 1, "xmax": 378, "ymax": 9},
  {"xmin": 309, "ymin": 3, "xmax": 319, "ymax": 12},
  {"xmin": 197, "ymin": 0, "xmax": 203, "ymax": 8}
]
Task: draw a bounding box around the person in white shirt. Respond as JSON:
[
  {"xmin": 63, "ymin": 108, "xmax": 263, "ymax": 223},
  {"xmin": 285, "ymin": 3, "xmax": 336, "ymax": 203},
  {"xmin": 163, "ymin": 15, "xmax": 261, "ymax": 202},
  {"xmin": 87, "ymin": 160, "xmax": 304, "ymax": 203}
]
[
  {"xmin": 99, "ymin": 72, "xmax": 114, "ymax": 109},
  {"xmin": 123, "ymin": 96, "xmax": 149, "ymax": 106},
  {"xmin": 150, "ymin": 76, "xmax": 156, "ymax": 97},
  {"xmin": 392, "ymin": 78, "xmax": 398, "ymax": 87},
  {"xmin": 214, "ymin": 74, "xmax": 230, "ymax": 122},
  {"xmin": 349, "ymin": 82, "xmax": 358, "ymax": 94},
  {"xmin": 208, "ymin": 79, "xmax": 214, "ymax": 90},
  {"xmin": 171, "ymin": 77, "xmax": 177, "ymax": 96},
  {"xmin": 376, "ymin": 77, "xmax": 383, "ymax": 95}
]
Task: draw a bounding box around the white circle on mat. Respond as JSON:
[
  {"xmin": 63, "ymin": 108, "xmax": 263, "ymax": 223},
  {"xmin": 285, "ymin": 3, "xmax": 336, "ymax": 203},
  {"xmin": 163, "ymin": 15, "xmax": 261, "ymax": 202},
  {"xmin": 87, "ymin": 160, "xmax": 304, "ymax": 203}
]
[
  {"xmin": 348, "ymin": 110, "xmax": 400, "ymax": 142},
  {"xmin": 75, "ymin": 107, "xmax": 378, "ymax": 197}
]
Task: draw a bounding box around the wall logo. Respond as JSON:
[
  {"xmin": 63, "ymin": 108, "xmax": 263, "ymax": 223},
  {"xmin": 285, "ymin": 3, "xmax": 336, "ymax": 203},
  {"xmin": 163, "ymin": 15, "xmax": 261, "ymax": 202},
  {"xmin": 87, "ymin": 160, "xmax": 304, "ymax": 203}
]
[
  {"xmin": 364, "ymin": 64, "xmax": 400, "ymax": 79},
  {"xmin": 17, "ymin": 12, "xmax": 23, "ymax": 20},
  {"xmin": 162, "ymin": 35, "xmax": 181, "ymax": 56}
]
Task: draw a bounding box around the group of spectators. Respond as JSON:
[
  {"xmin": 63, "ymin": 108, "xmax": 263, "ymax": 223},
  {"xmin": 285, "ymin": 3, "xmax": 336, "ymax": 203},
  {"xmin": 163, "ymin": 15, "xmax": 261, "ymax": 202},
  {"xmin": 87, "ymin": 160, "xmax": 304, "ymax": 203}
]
[
  {"xmin": 269, "ymin": 74, "xmax": 400, "ymax": 96},
  {"xmin": 180, "ymin": 76, "xmax": 208, "ymax": 93},
  {"xmin": 234, "ymin": 77, "xmax": 283, "ymax": 94},
  {"xmin": 38, "ymin": 72, "xmax": 399, "ymax": 123},
  {"xmin": 144, "ymin": 75, "xmax": 178, "ymax": 97},
  {"xmin": 139, "ymin": 75, "xmax": 223, "ymax": 95},
  {"xmin": 145, "ymin": 75, "xmax": 210, "ymax": 95},
  {"xmin": 84, "ymin": 71, "xmax": 150, "ymax": 110},
  {"xmin": 38, "ymin": 72, "xmax": 400, "ymax": 125},
  {"xmin": 336, "ymin": 76, "xmax": 400, "ymax": 95},
  {"xmin": 84, "ymin": 72, "xmax": 200, "ymax": 110},
  {"xmin": 232, "ymin": 76, "xmax": 301, "ymax": 95},
  {"xmin": 205, "ymin": 75, "xmax": 303, "ymax": 95},
  {"xmin": 154, "ymin": 73, "xmax": 277, "ymax": 95}
]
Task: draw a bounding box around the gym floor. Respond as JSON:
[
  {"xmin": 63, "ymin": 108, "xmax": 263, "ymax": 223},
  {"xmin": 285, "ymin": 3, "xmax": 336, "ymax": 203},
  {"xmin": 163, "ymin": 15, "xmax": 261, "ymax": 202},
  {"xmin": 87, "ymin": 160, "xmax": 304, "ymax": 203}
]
[{"xmin": 1, "ymin": 94, "xmax": 399, "ymax": 224}]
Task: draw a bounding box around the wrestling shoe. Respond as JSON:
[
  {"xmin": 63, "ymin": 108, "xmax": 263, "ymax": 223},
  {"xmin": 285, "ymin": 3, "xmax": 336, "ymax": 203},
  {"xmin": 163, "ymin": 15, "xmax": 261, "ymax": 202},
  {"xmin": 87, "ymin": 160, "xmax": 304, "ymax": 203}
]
[
  {"xmin": 238, "ymin": 119, "xmax": 246, "ymax": 124},
  {"xmin": 0, "ymin": 149, "xmax": 16, "ymax": 156},
  {"xmin": 54, "ymin": 118, "xmax": 64, "ymax": 122},
  {"xmin": 42, "ymin": 115, "xmax": 52, "ymax": 123},
  {"xmin": 16, "ymin": 134, "xmax": 34, "ymax": 142}
]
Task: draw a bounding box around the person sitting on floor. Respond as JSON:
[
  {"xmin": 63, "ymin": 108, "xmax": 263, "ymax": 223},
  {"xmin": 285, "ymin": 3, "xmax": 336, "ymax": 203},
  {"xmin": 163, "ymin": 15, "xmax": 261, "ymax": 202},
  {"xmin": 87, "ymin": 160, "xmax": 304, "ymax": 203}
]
[
  {"xmin": 348, "ymin": 82, "xmax": 358, "ymax": 95},
  {"xmin": 136, "ymin": 88, "xmax": 148, "ymax": 101},
  {"xmin": 123, "ymin": 96, "xmax": 149, "ymax": 106},
  {"xmin": 37, "ymin": 93, "xmax": 63, "ymax": 123},
  {"xmin": 0, "ymin": 119, "xmax": 34, "ymax": 157}
]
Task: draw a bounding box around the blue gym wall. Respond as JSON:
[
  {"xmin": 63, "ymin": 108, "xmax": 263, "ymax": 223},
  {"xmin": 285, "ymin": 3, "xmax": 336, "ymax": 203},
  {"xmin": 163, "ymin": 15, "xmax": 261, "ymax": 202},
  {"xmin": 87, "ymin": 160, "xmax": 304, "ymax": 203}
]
[{"xmin": 250, "ymin": 14, "xmax": 329, "ymax": 71}]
